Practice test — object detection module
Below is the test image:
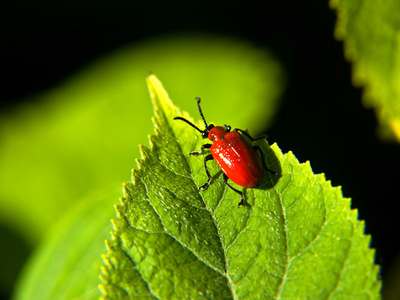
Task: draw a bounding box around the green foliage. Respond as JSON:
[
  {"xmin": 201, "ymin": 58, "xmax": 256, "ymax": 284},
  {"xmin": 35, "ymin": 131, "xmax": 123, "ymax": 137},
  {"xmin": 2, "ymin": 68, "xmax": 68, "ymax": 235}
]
[
  {"xmin": 100, "ymin": 75, "xmax": 381, "ymax": 299},
  {"xmin": 13, "ymin": 189, "xmax": 120, "ymax": 300},
  {"xmin": 330, "ymin": 0, "xmax": 400, "ymax": 140},
  {"xmin": 7, "ymin": 36, "xmax": 284, "ymax": 300},
  {"xmin": 0, "ymin": 35, "xmax": 284, "ymax": 246}
]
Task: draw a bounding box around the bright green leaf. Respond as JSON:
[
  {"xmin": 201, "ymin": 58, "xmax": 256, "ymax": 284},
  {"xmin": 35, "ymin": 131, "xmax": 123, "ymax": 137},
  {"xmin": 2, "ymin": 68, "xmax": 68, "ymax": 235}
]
[
  {"xmin": 330, "ymin": 0, "xmax": 400, "ymax": 140},
  {"xmin": 100, "ymin": 75, "xmax": 381, "ymax": 299}
]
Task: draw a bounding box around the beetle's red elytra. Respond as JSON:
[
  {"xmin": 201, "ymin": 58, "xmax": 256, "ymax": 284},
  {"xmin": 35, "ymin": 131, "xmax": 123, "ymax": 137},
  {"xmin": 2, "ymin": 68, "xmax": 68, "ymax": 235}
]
[
  {"xmin": 174, "ymin": 97, "xmax": 277, "ymax": 207},
  {"xmin": 210, "ymin": 129, "xmax": 264, "ymax": 188}
]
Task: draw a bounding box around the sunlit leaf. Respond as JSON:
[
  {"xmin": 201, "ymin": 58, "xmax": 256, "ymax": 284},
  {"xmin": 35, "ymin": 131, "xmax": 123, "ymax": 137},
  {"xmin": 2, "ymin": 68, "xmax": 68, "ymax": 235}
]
[{"xmin": 100, "ymin": 75, "xmax": 381, "ymax": 299}]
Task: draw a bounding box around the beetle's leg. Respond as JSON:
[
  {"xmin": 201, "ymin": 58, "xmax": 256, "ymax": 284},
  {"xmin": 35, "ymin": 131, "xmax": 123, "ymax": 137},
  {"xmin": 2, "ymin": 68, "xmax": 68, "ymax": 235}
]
[
  {"xmin": 234, "ymin": 128, "xmax": 267, "ymax": 141},
  {"xmin": 253, "ymin": 145, "xmax": 278, "ymax": 176},
  {"xmin": 199, "ymin": 154, "xmax": 214, "ymax": 190},
  {"xmin": 189, "ymin": 144, "xmax": 212, "ymax": 156},
  {"xmin": 223, "ymin": 173, "xmax": 246, "ymax": 207}
]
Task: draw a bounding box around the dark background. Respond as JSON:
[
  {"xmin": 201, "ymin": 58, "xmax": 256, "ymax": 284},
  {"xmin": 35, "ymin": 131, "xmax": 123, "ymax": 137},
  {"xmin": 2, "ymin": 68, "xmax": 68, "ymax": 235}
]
[{"xmin": 1, "ymin": 0, "xmax": 397, "ymax": 298}]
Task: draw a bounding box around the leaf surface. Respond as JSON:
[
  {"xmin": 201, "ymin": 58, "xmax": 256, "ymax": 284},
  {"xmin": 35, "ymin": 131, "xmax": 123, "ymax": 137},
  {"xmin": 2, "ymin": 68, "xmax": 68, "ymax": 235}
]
[{"xmin": 100, "ymin": 75, "xmax": 381, "ymax": 299}]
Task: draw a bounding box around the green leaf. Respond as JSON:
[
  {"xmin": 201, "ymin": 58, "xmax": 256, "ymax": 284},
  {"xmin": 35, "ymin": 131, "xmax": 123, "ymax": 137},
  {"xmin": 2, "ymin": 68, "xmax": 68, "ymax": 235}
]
[
  {"xmin": 13, "ymin": 188, "xmax": 120, "ymax": 300},
  {"xmin": 330, "ymin": 0, "xmax": 400, "ymax": 141},
  {"xmin": 100, "ymin": 75, "xmax": 381, "ymax": 299}
]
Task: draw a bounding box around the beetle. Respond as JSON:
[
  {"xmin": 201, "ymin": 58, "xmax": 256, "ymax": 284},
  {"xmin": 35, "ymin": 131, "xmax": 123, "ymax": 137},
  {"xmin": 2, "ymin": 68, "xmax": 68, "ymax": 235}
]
[{"xmin": 174, "ymin": 97, "xmax": 277, "ymax": 207}]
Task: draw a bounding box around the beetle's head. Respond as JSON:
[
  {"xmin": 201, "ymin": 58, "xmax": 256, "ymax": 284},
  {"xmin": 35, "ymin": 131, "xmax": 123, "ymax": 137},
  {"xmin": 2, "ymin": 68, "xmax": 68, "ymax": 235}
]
[{"xmin": 202, "ymin": 124, "xmax": 214, "ymax": 139}]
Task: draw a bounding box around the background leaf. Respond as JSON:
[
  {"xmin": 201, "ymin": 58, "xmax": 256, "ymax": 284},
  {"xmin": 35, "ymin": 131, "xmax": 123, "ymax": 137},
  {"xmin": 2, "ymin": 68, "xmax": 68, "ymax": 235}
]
[
  {"xmin": 100, "ymin": 75, "xmax": 381, "ymax": 299},
  {"xmin": 330, "ymin": 0, "xmax": 400, "ymax": 140},
  {"xmin": 13, "ymin": 189, "xmax": 119, "ymax": 300}
]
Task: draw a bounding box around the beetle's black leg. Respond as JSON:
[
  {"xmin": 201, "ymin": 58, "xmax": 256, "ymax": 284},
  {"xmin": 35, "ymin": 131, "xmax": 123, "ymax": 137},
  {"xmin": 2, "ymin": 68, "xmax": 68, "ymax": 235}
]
[
  {"xmin": 234, "ymin": 128, "xmax": 267, "ymax": 141},
  {"xmin": 253, "ymin": 145, "xmax": 278, "ymax": 176},
  {"xmin": 199, "ymin": 154, "xmax": 214, "ymax": 190},
  {"xmin": 223, "ymin": 173, "xmax": 245, "ymax": 207},
  {"xmin": 190, "ymin": 144, "xmax": 212, "ymax": 156}
]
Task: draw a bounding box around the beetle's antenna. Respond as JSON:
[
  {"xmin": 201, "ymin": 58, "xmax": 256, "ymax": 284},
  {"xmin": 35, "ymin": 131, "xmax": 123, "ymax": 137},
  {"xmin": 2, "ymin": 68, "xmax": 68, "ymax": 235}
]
[
  {"xmin": 173, "ymin": 117, "xmax": 204, "ymax": 133},
  {"xmin": 195, "ymin": 97, "xmax": 208, "ymax": 128}
]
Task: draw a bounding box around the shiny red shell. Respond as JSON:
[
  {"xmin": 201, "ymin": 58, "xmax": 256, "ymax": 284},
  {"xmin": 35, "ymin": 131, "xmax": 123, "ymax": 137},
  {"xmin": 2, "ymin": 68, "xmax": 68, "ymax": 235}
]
[{"xmin": 208, "ymin": 126, "xmax": 264, "ymax": 188}]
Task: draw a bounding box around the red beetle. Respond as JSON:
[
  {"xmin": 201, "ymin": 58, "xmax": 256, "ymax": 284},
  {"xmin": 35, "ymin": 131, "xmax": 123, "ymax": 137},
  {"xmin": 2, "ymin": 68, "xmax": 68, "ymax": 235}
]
[{"xmin": 174, "ymin": 97, "xmax": 277, "ymax": 206}]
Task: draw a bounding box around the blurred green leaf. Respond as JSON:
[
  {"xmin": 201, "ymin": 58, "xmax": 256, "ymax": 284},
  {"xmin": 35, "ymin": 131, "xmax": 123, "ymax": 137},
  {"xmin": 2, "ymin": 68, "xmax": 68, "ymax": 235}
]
[
  {"xmin": 0, "ymin": 35, "xmax": 285, "ymax": 245},
  {"xmin": 0, "ymin": 226, "xmax": 31, "ymax": 298},
  {"xmin": 13, "ymin": 188, "xmax": 119, "ymax": 300},
  {"xmin": 330, "ymin": 0, "xmax": 400, "ymax": 140},
  {"xmin": 100, "ymin": 75, "xmax": 381, "ymax": 299}
]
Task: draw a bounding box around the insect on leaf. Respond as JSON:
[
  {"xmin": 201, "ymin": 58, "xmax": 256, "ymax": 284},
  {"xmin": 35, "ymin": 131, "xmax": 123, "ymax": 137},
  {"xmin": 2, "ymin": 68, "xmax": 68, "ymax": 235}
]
[{"xmin": 100, "ymin": 74, "xmax": 381, "ymax": 299}]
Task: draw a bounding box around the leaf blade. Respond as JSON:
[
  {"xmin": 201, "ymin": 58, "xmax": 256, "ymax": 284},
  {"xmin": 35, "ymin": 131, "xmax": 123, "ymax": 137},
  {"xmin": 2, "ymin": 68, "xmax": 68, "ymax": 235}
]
[{"xmin": 101, "ymin": 75, "xmax": 381, "ymax": 299}]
